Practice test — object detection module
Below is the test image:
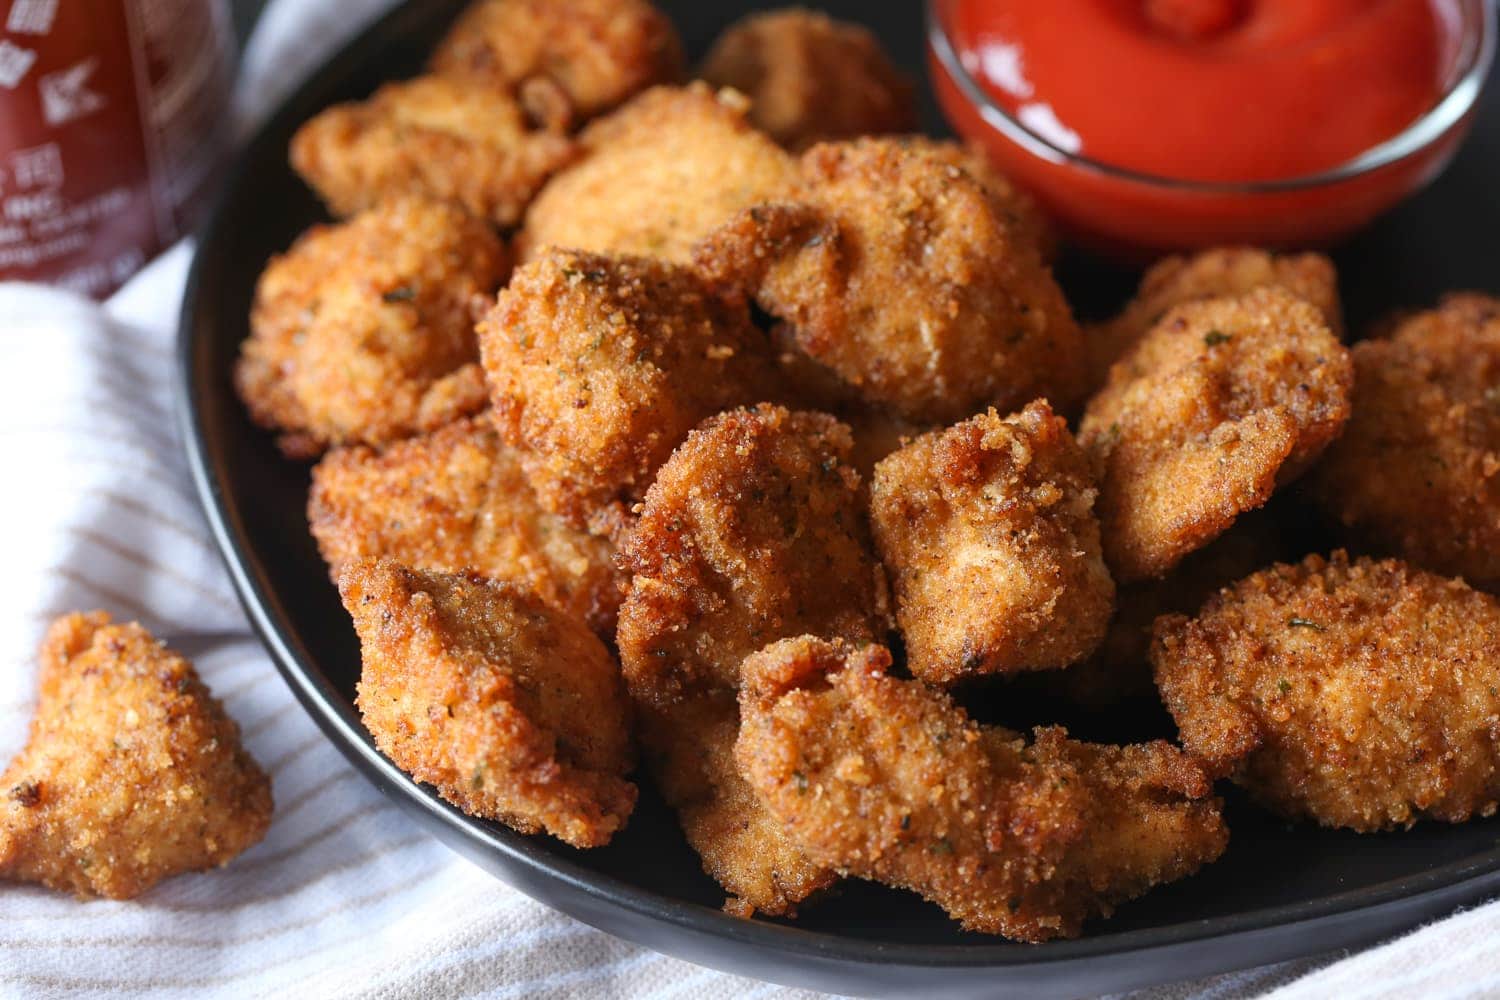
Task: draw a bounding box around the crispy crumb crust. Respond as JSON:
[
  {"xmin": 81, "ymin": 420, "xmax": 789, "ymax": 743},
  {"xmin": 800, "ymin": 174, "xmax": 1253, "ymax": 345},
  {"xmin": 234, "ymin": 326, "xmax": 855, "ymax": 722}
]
[{"xmin": 0, "ymin": 613, "xmax": 272, "ymax": 900}]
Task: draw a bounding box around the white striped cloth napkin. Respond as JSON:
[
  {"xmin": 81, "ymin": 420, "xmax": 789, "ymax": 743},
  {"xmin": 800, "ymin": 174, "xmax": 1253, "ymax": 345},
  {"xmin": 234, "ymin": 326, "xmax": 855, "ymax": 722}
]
[{"xmin": 0, "ymin": 1, "xmax": 1495, "ymax": 997}]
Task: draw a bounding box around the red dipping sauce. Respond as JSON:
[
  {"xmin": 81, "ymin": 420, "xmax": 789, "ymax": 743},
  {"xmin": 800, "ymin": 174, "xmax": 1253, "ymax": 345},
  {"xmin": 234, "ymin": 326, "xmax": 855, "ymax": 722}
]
[{"xmin": 928, "ymin": 0, "xmax": 1492, "ymax": 255}]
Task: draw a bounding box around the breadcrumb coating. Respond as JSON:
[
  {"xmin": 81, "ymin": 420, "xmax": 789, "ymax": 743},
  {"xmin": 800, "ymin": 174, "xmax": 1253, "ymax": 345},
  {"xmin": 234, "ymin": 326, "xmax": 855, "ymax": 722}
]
[
  {"xmin": 870, "ymin": 401, "xmax": 1114, "ymax": 684},
  {"xmin": 290, "ymin": 74, "xmax": 579, "ymax": 226},
  {"xmin": 342, "ymin": 559, "xmax": 635, "ymax": 848},
  {"xmin": 515, "ymin": 84, "xmax": 798, "ymax": 263},
  {"xmin": 1, "ymin": 614, "xmax": 272, "ymax": 899},
  {"xmin": 693, "ymin": 138, "xmax": 1084, "ymax": 422},
  {"xmin": 430, "ymin": 0, "xmax": 683, "ymax": 131},
  {"xmin": 1079, "ymin": 288, "xmax": 1351, "ymax": 582},
  {"xmin": 895, "ymin": 137, "xmax": 1058, "ymax": 263},
  {"xmin": 1153, "ymin": 552, "xmax": 1500, "ymax": 831},
  {"xmin": 235, "ymin": 197, "xmax": 508, "ymax": 459},
  {"xmin": 1087, "ymin": 248, "xmax": 1342, "ymax": 391},
  {"xmin": 700, "ymin": 8, "xmax": 915, "ymax": 151},
  {"xmin": 478, "ymin": 248, "xmax": 781, "ymax": 530},
  {"xmin": 1308, "ymin": 293, "xmax": 1500, "ymax": 589},
  {"xmin": 308, "ymin": 415, "xmax": 626, "ymax": 635},
  {"xmin": 736, "ymin": 637, "xmax": 1227, "ymax": 940}
]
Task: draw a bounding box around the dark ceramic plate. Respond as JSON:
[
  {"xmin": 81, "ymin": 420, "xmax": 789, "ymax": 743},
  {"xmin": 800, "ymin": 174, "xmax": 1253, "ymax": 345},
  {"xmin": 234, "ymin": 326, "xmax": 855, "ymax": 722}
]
[{"xmin": 177, "ymin": 3, "xmax": 1500, "ymax": 996}]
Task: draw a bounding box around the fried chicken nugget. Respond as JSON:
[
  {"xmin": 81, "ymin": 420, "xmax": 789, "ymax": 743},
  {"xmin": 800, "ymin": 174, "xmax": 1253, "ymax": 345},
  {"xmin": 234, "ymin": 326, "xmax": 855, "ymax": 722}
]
[
  {"xmin": 693, "ymin": 138, "xmax": 1085, "ymax": 423},
  {"xmin": 477, "ymin": 247, "xmax": 781, "ymax": 529},
  {"xmin": 308, "ymin": 415, "xmax": 626, "ymax": 636},
  {"xmin": 341, "ymin": 559, "xmax": 635, "ymax": 848},
  {"xmin": 235, "ymin": 197, "xmax": 508, "ymax": 459},
  {"xmin": 699, "ymin": 8, "xmax": 916, "ymax": 151},
  {"xmin": 1153, "ymin": 552, "xmax": 1500, "ymax": 831},
  {"xmin": 618, "ymin": 405, "xmax": 890, "ymax": 913},
  {"xmin": 1079, "ymin": 288, "xmax": 1352, "ymax": 583},
  {"xmin": 515, "ymin": 84, "xmax": 798, "ymax": 264},
  {"xmin": 289, "ymin": 75, "xmax": 579, "ymax": 227},
  {"xmin": 1, "ymin": 613, "xmax": 272, "ymax": 899},
  {"xmin": 895, "ymin": 137, "xmax": 1058, "ymax": 263},
  {"xmin": 1087, "ymin": 248, "xmax": 1342, "ymax": 390},
  {"xmin": 870, "ymin": 401, "xmax": 1114, "ymax": 684},
  {"xmin": 1308, "ymin": 294, "xmax": 1500, "ymax": 590},
  {"xmin": 430, "ymin": 0, "xmax": 683, "ymax": 132},
  {"xmin": 736, "ymin": 637, "xmax": 1228, "ymax": 940}
]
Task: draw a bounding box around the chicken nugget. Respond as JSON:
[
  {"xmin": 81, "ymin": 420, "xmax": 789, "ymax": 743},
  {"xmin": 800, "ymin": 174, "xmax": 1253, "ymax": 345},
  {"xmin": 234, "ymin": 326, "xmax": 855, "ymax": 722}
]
[
  {"xmin": 515, "ymin": 83, "xmax": 798, "ymax": 264},
  {"xmin": 870, "ymin": 401, "xmax": 1114, "ymax": 684},
  {"xmin": 1079, "ymin": 288, "xmax": 1351, "ymax": 582},
  {"xmin": 693, "ymin": 138, "xmax": 1084, "ymax": 423},
  {"xmin": 478, "ymin": 247, "xmax": 781, "ymax": 529},
  {"xmin": 895, "ymin": 137, "xmax": 1058, "ymax": 263},
  {"xmin": 699, "ymin": 9, "xmax": 915, "ymax": 151},
  {"xmin": 1, "ymin": 613, "xmax": 272, "ymax": 899},
  {"xmin": 309, "ymin": 415, "xmax": 625, "ymax": 635},
  {"xmin": 341, "ymin": 558, "xmax": 635, "ymax": 848},
  {"xmin": 617, "ymin": 405, "xmax": 889, "ymax": 913},
  {"xmin": 430, "ymin": 0, "xmax": 682, "ymax": 131},
  {"xmin": 1308, "ymin": 294, "xmax": 1500, "ymax": 589},
  {"xmin": 290, "ymin": 75, "xmax": 579, "ymax": 227},
  {"xmin": 1153, "ymin": 552, "xmax": 1500, "ymax": 831},
  {"xmin": 1088, "ymin": 248, "xmax": 1342, "ymax": 390},
  {"xmin": 235, "ymin": 197, "xmax": 508, "ymax": 459},
  {"xmin": 736, "ymin": 637, "xmax": 1227, "ymax": 940}
]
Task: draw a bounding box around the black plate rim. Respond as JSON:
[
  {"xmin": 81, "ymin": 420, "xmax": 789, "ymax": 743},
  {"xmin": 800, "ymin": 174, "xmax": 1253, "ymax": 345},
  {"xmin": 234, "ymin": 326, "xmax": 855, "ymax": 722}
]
[{"xmin": 174, "ymin": 0, "xmax": 1500, "ymax": 990}]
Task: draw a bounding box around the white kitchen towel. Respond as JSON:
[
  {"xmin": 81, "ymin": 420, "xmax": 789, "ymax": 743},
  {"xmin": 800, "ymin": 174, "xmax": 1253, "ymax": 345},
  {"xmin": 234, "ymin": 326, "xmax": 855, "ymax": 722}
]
[{"xmin": 0, "ymin": 1, "xmax": 1493, "ymax": 998}]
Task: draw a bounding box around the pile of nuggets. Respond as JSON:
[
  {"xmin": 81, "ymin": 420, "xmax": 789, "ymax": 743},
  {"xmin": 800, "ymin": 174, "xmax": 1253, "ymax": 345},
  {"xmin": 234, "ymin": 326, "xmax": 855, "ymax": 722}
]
[{"xmin": 231, "ymin": 0, "xmax": 1500, "ymax": 939}]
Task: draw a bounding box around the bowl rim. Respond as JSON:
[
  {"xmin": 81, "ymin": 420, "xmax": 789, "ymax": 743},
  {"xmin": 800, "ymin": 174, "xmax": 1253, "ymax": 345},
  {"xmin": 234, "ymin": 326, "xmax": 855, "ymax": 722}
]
[
  {"xmin": 175, "ymin": 0, "xmax": 1500, "ymax": 991},
  {"xmin": 927, "ymin": 0, "xmax": 1498, "ymax": 194}
]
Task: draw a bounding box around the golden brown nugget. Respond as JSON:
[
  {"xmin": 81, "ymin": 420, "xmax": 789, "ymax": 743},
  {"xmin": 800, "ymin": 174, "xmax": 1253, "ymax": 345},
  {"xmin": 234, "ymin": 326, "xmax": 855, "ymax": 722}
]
[
  {"xmin": 1087, "ymin": 248, "xmax": 1342, "ymax": 390},
  {"xmin": 617, "ymin": 405, "xmax": 888, "ymax": 912},
  {"xmin": 1153, "ymin": 552, "xmax": 1500, "ymax": 831},
  {"xmin": 1308, "ymin": 294, "xmax": 1500, "ymax": 589},
  {"xmin": 289, "ymin": 75, "xmax": 579, "ymax": 226},
  {"xmin": 1, "ymin": 613, "xmax": 272, "ymax": 900},
  {"xmin": 235, "ymin": 197, "xmax": 508, "ymax": 459},
  {"xmin": 895, "ymin": 137, "xmax": 1058, "ymax": 263},
  {"xmin": 700, "ymin": 8, "xmax": 915, "ymax": 151},
  {"xmin": 736, "ymin": 637, "xmax": 1227, "ymax": 940},
  {"xmin": 870, "ymin": 401, "xmax": 1114, "ymax": 684},
  {"xmin": 308, "ymin": 415, "xmax": 626, "ymax": 636},
  {"xmin": 515, "ymin": 83, "xmax": 798, "ymax": 264},
  {"xmin": 342, "ymin": 559, "xmax": 635, "ymax": 848},
  {"xmin": 693, "ymin": 138, "xmax": 1085, "ymax": 423},
  {"xmin": 1079, "ymin": 288, "xmax": 1351, "ymax": 582},
  {"xmin": 431, "ymin": 0, "xmax": 683, "ymax": 131},
  {"xmin": 618, "ymin": 404, "xmax": 890, "ymax": 703},
  {"xmin": 478, "ymin": 248, "xmax": 781, "ymax": 529}
]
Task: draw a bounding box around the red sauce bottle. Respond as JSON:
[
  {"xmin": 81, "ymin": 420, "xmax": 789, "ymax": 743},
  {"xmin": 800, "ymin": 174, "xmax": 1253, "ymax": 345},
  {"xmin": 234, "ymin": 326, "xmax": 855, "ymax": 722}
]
[{"xmin": 0, "ymin": 0, "xmax": 235, "ymax": 298}]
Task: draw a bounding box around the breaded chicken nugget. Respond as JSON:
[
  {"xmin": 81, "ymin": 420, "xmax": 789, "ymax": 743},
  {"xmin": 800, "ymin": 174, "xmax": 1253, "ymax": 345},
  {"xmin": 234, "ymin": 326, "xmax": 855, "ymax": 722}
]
[
  {"xmin": 290, "ymin": 75, "xmax": 579, "ymax": 227},
  {"xmin": 478, "ymin": 248, "xmax": 781, "ymax": 529},
  {"xmin": 430, "ymin": 0, "xmax": 682, "ymax": 132},
  {"xmin": 308, "ymin": 415, "xmax": 625, "ymax": 635},
  {"xmin": 693, "ymin": 138, "xmax": 1085, "ymax": 423},
  {"xmin": 341, "ymin": 559, "xmax": 635, "ymax": 848},
  {"xmin": 736, "ymin": 637, "xmax": 1227, "ymax": 940},
  {"xmin": 870, "ymin": 401, "xmax": 1114, "ymax": 684},
  {"xmin": 1079, "ymin": 288, "xmax": 1351, "ymax": 582},
  {"xmin": 515, "ymin": 83, "xmax": 798, "ymax": 264},
  {"xmin": 1308, "ymin": 294, "xmax": 1500, "ymax": 589},
  {"xmin": 617, "ymin": 405, "xmax": 888, "ymax": 912},
  {"xmin": 895, "ymin": 137, "xmax": 1058, "ymax": 263},
  {"xmin": 235, "ymin": 198, "xmax": 508, "ymax": 459},
  {"xmin": 1, "ymin": 613, "xmax": 271, "ymax": 899},
  {"xmin": 618, "ymin": 404, "xmax": 890, "ymax": 702},
  {"xmin": 699, "ymin": 8, "xmax": 915, "ymax": 151},
  {"xmin": 1088, "ymin": 248, "xmax": 1342, "ymax": 390},
  {"xmin": 1153, "ymin": 552, "xmax": 1500, "ymax": 831}
]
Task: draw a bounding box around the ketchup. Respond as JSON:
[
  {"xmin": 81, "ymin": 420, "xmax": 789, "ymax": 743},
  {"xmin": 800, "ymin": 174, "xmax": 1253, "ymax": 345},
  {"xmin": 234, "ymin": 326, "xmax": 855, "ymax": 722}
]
[{"xmin": 950, "ymin": 0, "xmax": 1457, "ymax": 182}]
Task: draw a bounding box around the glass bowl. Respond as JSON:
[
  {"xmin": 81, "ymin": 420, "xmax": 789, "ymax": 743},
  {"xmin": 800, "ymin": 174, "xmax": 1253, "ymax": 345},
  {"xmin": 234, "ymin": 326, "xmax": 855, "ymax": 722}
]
[{"xmin": 927, "ymin": 0, "xmax": 1497, "ymax": 257}]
